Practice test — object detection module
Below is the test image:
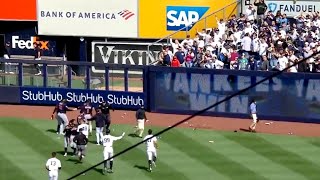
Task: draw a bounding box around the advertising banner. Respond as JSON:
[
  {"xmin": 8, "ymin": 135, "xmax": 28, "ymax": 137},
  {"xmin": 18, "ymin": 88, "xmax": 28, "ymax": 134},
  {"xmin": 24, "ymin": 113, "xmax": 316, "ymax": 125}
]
[
  {"xmin": 37, "ymin": 0, "xmax": 138, "ymax": 38},
  {"xmin": 5, "ymin": 28, "xmax": 59, "ymax": 56},
  {"xmin": 149, "ymin": 67, "xmax": 320, "ymax": 121},
  {"xmin": 0, "ymin": 87, "xmax": 20, "ymax": 104},
  {"xmin": 138, "ymin": 0, "xmax": 238, "ymax": 39},
  {"xmin": 20, "ymin": 87, "xmax": 145, "ymax": 109},
  {"xmin": 0, "ymin": 0, "xmax": 36, "ymax": 21},
  {"xmin": 91, "ymin": 42, "xmax": 164, "ymax": 74},
  {"xmin": 243, "ymin": 0, "xmax": 320, "ymax": 17}
]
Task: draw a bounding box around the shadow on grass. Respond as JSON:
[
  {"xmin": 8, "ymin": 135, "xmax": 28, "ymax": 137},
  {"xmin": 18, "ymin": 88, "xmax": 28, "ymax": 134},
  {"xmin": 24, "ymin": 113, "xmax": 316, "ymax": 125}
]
[
  {"xmin": 134, "ymin": 165, "xmax": 149, "ymax": 172},
  {"xmin": 66, "ymin": 158, "xmax": 82, "ymax": 164},
  {"xmin": 128, "ymin": 133, "xmax": 138, "ymax": 138},
  {"xmin": 93, "ymin": 167, "xmax": 104, "ymax": 175},
  {"xmin": 46, "ymin": 129, "xmax": 57, "ymax": 134}
]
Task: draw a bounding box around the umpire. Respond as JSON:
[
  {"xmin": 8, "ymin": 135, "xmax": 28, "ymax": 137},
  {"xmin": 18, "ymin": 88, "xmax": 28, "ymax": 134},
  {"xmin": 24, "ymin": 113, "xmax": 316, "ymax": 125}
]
[
  {"xmin": 98, "ymin": 101, "xmax": 114, "ymax": 132},
  {"xmin": 73, "ymin": 129, "xmax": 88, "ymax": 162}
]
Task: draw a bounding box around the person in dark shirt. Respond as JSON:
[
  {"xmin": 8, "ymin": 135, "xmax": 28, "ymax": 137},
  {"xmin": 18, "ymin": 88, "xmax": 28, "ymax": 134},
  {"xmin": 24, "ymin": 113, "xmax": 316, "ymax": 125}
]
[
  {"xmin": 34, "ymin": 42, "xmax": 42, "ymax": 75},
  {"xmin": 73, "ymin": 129, "xmax": 88, "ymax": 162},
  {"xmin": 3, "ymin": 42, "xmax": 13, "ymax": 74},
  {"xmin": 88, "ymin": 109, "xmax": 106, "ymax": 145},
  {"xmin": 98, "ymin": 101, "xmax": 114, "ymax": 132},
  {"xmin": 63, "ymin": 119, "xmax": 77, "ymax": 157},
  {"xmin": 174, "ymin": 46, "xmax": 185, "ymax": 64},
  {"xmin": 254, "ymin": 0, "xmax": 267, "ymax": 23},
  {"xmin": 134, "ymin": 105, "xmax": 147, "ymax": 138},
  {"xmin": 51, "ymin": 99, "xmax": 77, "ymax": 135}
]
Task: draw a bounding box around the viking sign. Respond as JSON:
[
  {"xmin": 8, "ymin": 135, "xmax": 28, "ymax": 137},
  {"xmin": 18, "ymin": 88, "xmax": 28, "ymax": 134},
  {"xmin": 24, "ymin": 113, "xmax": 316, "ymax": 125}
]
[{"xmin": 91, "ymin": 42, "xmax": 165, "ymax": 74}]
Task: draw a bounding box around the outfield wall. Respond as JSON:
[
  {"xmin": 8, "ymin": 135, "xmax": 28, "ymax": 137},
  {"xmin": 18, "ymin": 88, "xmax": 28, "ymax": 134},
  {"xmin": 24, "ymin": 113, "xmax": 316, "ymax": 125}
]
[{"xmin": 0, "ymin": 58, "xmax": 319, "ymax": 123}]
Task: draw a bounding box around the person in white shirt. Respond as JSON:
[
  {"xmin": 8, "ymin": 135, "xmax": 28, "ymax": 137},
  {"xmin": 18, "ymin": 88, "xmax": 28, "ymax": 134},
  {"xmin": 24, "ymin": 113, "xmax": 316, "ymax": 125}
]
[
  {"xmin": 278, "ymin": 53, "xmax": 288, "ymax": 71},
  {"xmin": 259, "ymin": 39, "xmax": 268, "ymax": 56},
  {"xmin": 77, "ymin": 120, "xmax": 89, "ymax": 138},
  {"xmin": 241, "ymin": 33, "xmax": 252, "ymax": 53},
  {"xmin": 246, "ymin": 5, "xmax": 256, "ymax": 21},
  {"xmin": 244, "ymin": 22, "xmax": 255, "ymax": 36},
  {"xmin": 181, "ymin": 35, "xmax": 194, "ymax": 47},
  {"xmin": 45, "ymin": 152, "xmax": 61, "ymax": 180},
  {"xmin": 101, "ymin": 129, "xmax": 125, "ymax": 174},
  {"xmin": 216, "ymin": 17, "xmax": 226, "ymax": 36},
  {"xmin": 143, "ymin": 129, "xmax": 158, "ymax": 172},
  {"xmin": 252, "ymin": 34, "xmax": 260, "ymax": 55}
]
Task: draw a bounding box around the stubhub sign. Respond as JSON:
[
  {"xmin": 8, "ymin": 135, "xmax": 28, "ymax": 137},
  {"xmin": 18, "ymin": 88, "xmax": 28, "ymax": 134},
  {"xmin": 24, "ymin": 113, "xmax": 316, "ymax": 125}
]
[
  {"xmin": 166, "ymin": 6, "xmax": 209, "ymax": 31},
  {"xmin": 20, "ymin": 87, "xmax": 145, "ymax": 109}
]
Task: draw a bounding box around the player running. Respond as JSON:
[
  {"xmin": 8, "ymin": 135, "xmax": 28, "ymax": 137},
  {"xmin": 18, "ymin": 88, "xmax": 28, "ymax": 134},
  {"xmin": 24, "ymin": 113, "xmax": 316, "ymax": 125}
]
[
  {"xmin": 73, "ymin": 128, "xmax": 88, "ymax": 162},
  {"xmin": 45, "ymin": 152, "xmax": 61, "ymax": 180},
  {"xmin": 79, "ymin": 100, "xmax": 95, "ymax": 135},
  {"xmin": 63, "ymin": 119, "xmax": 77, "ymax": 157},
  {"xmin": 51, "ymin": 99, "xmax": 77, "ymax": 135},
  {"xmin": 143, "ymin": 129, "xmax": 158, "ymax": 172},
  {"xmin": 134, "ymin": 105, "xmax": 148, "ymax": 138},
  {"xmin": 101, "ymin": 129, "xmax": 125, "ymax": 174},
  {"xmin": 77, "ymin": 119, "xmax": 89, "ymax": 138}
]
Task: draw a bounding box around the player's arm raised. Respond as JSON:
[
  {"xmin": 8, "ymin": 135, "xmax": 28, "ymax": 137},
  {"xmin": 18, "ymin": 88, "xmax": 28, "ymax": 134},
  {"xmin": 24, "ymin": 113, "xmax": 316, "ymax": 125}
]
[{"xmin": 114, "ymin": 132, "xmax": 126, "ymax": 141}]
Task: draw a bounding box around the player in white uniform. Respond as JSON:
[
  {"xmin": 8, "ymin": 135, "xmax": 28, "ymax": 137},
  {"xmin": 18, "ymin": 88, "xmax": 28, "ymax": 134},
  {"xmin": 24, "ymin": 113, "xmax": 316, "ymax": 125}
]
[
  {"xmin": 77, "ymin": 120, "xmax": 89, "ymax": 138},
  {"xmin": 102, "ymin": 129, "xmax": 125, "ymax": 174},
  {"xmin": 45, "ymin": 152, "xmax": 61, "ymax": 180},
  {"xmin": 143, "ymin": 129, "xmax": 158, "ymax": 172}
]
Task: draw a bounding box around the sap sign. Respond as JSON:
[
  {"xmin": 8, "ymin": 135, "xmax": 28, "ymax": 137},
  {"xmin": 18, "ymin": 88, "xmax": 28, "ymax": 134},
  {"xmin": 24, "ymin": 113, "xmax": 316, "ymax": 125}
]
[
  {"xmin": 166, "ymin": 6, "xmax": 209, "ymax": 31},
  {"xmin": 20, "ymin": 87, "xmax": 145, "ymax": 109}
]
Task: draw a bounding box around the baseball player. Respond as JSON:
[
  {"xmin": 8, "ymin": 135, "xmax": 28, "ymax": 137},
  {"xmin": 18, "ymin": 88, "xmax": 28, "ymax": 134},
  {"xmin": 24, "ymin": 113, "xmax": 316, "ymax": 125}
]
[
  {"xmin": 45, "ymin": 152, "xmax": 61, "ymax": 180},
  {"xmin": 77, "ymin": 119, "xmax": 89, "ymax": 138},
  {"xmin": 77, "ymin": 112, "xmax": 85, "ymax": 125},
  {"xmin": 101, "ymin": 129, "xmax": 125, "ymax": 174},
  {"xmin": 134, "ymin": 105, "xmax": 147, "ymax": 138},
  {"xmin": 63, "ymin": 119, "xmax": 77, "ymax": 157},
  {"xmin": 79, "ymin": 100, "xmax": 95, "ymax": 135},
  {"xmin": 143, "ymin": 129, "xmax": 158, "ymax": 172},
  {"xmin": 51, "ymin": 99, "xmax": 77, "ymax": 135},
  {"xmin": 87, "ymin": 109, "xmax": 106, "ymax": 145},
  {"xmin": 98, "ymin": 101, "xmax": 114, "ymax": 131},
  {"xmin": 249, "ymin": 99, "xmax": 259, "ymax": 132},
  {"xmin": 73, "ymin": 128, "xmax": 88, "ymax": 162}
]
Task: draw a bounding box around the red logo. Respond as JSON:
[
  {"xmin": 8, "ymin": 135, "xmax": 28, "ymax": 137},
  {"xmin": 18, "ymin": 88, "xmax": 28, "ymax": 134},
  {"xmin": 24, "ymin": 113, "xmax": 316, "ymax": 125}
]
[{"xmin": 118, "ymin": 10, "xmax": 135, "ymax": 20}]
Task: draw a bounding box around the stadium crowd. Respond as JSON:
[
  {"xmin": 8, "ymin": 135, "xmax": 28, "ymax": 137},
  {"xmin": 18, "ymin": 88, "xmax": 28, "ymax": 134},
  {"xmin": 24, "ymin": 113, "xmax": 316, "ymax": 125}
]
[{"xmin": 156, "ymin": 1, "xmax": 320, "ymax": 73}]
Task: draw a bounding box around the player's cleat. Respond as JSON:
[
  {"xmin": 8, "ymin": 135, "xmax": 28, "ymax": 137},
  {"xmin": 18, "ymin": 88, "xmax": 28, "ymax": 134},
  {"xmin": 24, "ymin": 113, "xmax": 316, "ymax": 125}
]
[
  {"xmin": 108, "ymin": 169, "xmax": 114, "ymax": 173},
  {"xmin": 149, "ymin": 168, "xmax": 152, "ymax": 172},
  {"xmin": 152, "ymin": 161, "xmax": 156, "ymax": 168},
  {"xmin": 63, "ymin": 153, "xmax": 67, "ymax": 157},
  {"xmin": 102, "ymin": 168, "xmax": 107, "ymax": 175},
  {"xmin": 96, "ymin": 143, "xmax": 100, "ymax": 145}
]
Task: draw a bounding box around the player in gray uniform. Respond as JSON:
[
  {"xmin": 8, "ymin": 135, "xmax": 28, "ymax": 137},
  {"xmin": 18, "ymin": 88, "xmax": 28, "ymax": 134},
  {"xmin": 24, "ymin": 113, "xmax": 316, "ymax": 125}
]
[{"xmin": 51, "ymin": 99, "xmax": 77, "ymax": 135}]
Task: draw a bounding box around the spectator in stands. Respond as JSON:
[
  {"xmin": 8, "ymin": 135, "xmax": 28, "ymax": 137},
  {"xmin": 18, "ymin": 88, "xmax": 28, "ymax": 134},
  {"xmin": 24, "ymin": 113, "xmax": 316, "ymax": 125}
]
[
  {"xmin": 155, "ymin": 11, "xmax": 320, "ymax": 73},
  {"xmin": 254, "ymin": 0, "xmax": 267, "ymax": 24},
  {"xmin": 34, "ymin": 42, "xmax": 42, "ymax": 75},
  {"xmin": 3, "ymin": 41, "xmax": 13, "ymax": 74},
  {"xmin": 245, "ymin": 4, "xmax": 256, "ymax": 21},
  {"xmin": 170, "ymin": 56, "xmax": 180, "ymax": 67}
]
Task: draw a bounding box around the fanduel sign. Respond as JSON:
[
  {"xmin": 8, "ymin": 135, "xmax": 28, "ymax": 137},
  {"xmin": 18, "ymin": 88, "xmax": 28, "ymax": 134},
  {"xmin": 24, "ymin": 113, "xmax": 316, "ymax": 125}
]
[
  {"xmin": 92, "ymin": 42, "xmax": 164, "ymax": 74},
  {"xmin": 20, "ymin": 87, "xmax": 145, "ymax": 109}
]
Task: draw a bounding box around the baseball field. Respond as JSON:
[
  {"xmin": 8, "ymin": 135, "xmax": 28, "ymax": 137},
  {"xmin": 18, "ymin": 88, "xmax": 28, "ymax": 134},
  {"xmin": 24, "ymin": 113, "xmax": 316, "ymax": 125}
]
[{"xmin": 1, "ymin": 105, "xmax": 320, "ymax": 180}]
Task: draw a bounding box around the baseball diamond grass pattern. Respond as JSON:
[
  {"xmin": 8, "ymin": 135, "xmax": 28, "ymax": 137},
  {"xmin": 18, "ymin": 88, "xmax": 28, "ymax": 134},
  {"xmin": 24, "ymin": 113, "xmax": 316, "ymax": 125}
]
[{"xmin": 1, "ymin": 118, "xmax": 320, "ymax": 180}]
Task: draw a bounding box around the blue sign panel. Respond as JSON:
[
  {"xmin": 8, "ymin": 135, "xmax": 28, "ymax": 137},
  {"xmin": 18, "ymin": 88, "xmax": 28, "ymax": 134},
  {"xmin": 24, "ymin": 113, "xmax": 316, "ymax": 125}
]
[{"xmin": 20, "ymin": 87, "xmax": 145, "ymax": 109}]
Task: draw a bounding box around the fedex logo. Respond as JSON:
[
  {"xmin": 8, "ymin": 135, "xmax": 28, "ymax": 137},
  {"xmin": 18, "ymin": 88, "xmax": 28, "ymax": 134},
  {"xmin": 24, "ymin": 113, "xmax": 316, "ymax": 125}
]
[
  {"xmin": 11, "ymin": 36, "xmax": 49, "ymax": 50},
  {"xmin": 166, "ymin": 6, "xmax": 209, "ymax": 31}
]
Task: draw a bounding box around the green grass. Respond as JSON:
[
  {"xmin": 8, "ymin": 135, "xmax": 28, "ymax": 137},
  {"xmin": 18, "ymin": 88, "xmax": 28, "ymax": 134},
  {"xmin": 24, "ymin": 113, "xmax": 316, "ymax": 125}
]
[
  {"xmin": 1, "ymin": 117, "xmax": 320, "ymax": 180},
  {"xmin": 0, "ymin": 75, "xmax": 142, "ymax": 90}
]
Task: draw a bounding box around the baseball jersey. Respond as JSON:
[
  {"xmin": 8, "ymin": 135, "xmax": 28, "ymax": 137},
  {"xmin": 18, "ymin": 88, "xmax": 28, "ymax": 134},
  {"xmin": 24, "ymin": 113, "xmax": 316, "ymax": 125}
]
[
  {"xmin": 56, "ymin": 102, "xmax": 68, "ymax": 113},
  {"xmin": 46, "ymin": 157, "xmax": 61, "ymax": 172},
  {"xmin": 77, "ymin": 124, "xmax": 89, "ymax": 136},
  {"xmin": 143, "ymin": 135, "xmax": 157, "ymax": 151},
  {"xmin": 102, "ymin": 134, "xmax": 123, "ymax": 148},
  {"xmin": 80, "ymin": 103, "xmax": 94, "ymax": 115}
]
